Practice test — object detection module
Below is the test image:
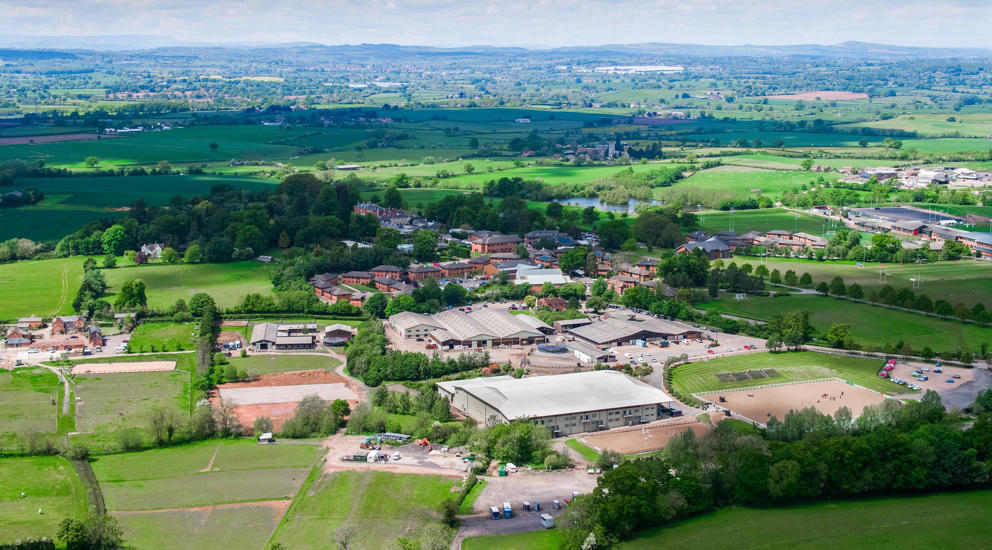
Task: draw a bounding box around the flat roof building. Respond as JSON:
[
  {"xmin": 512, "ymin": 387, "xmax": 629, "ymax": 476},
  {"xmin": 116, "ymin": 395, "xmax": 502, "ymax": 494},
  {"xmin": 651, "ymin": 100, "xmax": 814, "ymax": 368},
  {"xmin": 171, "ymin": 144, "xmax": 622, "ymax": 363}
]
[{"xmin": 436, "ymin": 370, "xmax": 675, "ymax": 436}]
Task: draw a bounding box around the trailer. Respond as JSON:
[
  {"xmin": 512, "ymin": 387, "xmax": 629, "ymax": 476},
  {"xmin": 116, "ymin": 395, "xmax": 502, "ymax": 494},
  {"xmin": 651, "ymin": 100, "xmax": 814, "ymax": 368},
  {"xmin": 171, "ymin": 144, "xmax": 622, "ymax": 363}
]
[{"xmin": 540, "ymin": 514, "xmax": 555, "ymax": 529}]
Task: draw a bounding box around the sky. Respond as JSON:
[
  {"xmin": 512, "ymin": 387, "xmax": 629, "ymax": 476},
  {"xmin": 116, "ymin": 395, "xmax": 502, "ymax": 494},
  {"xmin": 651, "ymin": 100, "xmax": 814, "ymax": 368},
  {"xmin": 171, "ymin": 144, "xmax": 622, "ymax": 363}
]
[{"xmin": 2, "ymin": 0, "xmax": 991, "ymax": 49}]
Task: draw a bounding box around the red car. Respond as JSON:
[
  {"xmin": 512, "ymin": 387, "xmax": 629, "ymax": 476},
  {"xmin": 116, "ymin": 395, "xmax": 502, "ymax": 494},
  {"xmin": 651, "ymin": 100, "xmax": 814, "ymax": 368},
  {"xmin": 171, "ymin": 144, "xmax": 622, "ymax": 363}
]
[
  {"xmin": 707, "ymin": 349, "xmax": 715, "ymax": 354},
  {"xmin": 425, "ymin": 343, "xmax": 437, "ymax": 349}
]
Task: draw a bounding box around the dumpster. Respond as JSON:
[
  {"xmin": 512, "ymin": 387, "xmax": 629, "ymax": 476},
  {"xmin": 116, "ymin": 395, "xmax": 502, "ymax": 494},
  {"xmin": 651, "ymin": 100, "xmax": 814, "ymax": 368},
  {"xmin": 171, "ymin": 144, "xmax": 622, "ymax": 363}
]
[
  {"xmin": 490, "ymin": 506, "xmax": 500, "ymax": 520},
  {"xmin": 522, "ymin": 501, "xmax": 531, "ymax": 511},
  {"xmin": 552, "ymin": 499, "xmax": 560, "ymax": 510},
  {"xmin": 498, "ymin": 464, "xmax": 507, "ymax": 477},
  {"xmin": 540, "ymin": 514, "xmax": 555, "ymax": 529},
  {"xmin": 534, "ymin": 501, "xmax": 541, "ymax": 511},
  {"xmin": 503, "ymin": 502, "xmax": 512, "ymax": 519}
]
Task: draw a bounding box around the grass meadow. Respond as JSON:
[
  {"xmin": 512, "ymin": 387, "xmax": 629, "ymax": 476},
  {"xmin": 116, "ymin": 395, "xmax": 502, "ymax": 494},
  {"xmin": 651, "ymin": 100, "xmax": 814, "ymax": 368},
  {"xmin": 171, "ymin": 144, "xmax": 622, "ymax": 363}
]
[
  {"xmin": 0, "ymin": 456, "xmax": 89, "ymax": 543},
  {"xmin": 656, "ymin": 168, "xmax": 838, "ymax": 207},
  {"xmin": 670, "ymin": 352, "xmax": 894, "ymax": 396},
  {"xmin": 0, "ymin": 204, "xmax": 125, "ymax": 241},
  {"xmin": 92, "ymin": 440, "xmax": 318, "ymax": 509},
  {"xmin": 224, "ymin": 354, "xmax": 342, "ymax": 376},
  {"xmin": 103, "ymin": 261, "xmax": 274, "ymax": 310},
  {"xmin": 462, "ymin": 530, "xmax": 562, "ymax": 550},
  {"xmin": 94, "ymin": 440, "xmax": 320, "ymax": 549},
  {"xmin": 72, "ymin": 371, "xmax": 189, "ymax": 448},
  {"xmin": 617, "ymin": 490, "xmax": 992, "ymax": 549},
  {"xmin": 737, "ymin": 257, "xmax": 992, "ymax": 307},
  {"xmin": 269, "ymin": 471, "xmax": 459, "ymax": 550},
  {"xmin": 127, "ymin": 322, "xmax": 198, "ymax": 353},
  {"xmin": 0, "ymin": 367, "xmax": 61, "ymax": 447},
  {"xmin": 703, "ymin": 293, "xmax": 992, "ymax": 352},
  {"xmin": 17, "ymin": 174, "xmax": 277, "ymax": 208},
  {"xmin": 0, "ymin": 257, "xmax": 86, "ymax": 320}
]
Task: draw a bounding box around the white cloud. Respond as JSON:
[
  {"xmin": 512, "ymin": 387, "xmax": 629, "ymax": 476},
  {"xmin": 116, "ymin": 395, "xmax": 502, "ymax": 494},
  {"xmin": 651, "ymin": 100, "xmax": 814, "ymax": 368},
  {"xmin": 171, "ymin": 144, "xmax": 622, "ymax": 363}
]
[{"xmin": 0, "ymin": 0, "xmax": 990, "ymax": 47}]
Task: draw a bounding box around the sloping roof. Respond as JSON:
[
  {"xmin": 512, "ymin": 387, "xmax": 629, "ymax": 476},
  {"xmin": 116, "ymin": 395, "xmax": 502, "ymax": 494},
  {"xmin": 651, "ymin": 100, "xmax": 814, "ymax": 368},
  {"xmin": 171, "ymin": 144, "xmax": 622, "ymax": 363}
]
[
  {"xmin": 568, "ymin": 316, "xmax": 693, "ymax": 344},
  {"xmin": 371, "ymin": 264, "xmax": 403, "ymax": 272},
  {"xmin": 683, "ymin": 236, "xmax": 730, "ymax": 252},
  {"xmin": 892, "ymin": 220, "xmax": 926, "ymax": 231},
  {"xmin": 250, "ymin": 322, "xmax": 278, "ymax": 344},
  {"xmin": 436, "ymin": 370, "xmax": 673, "ymax": 420},
  {"xmin": 479, "ymin": 234, "xmax": 523, "ymax": 245},
  {"xmin": 342, "ymin": 270, "xmax": 372, "ymax": 278},
  {"xmin": 389, "ymin": 311, "xmax": 443, "ymax": 332},
  {"xmin": 408, "ymin": 265, "xmax": 442, "ymax": 273}
]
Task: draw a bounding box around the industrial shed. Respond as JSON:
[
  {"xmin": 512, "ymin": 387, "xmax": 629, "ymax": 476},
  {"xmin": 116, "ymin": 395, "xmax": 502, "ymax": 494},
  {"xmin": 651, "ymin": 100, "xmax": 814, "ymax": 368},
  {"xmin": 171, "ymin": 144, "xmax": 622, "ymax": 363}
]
[
  {"xmin": 388, "ymin": 309, "xmax": 551, "ymax": 348},
  {"xmin": 568, "ymin": 316, "xmax": 700, "ymax": 347},
  {"xmin": 436, "ymin": 371, "xmax": 675, "ymax": 436}
]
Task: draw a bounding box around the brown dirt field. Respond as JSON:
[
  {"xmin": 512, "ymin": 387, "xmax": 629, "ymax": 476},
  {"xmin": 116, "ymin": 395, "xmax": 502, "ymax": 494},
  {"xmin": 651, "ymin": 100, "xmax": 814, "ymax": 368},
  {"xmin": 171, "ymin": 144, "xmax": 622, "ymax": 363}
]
[
  {"xmin": 699, "ymin": 379, "xmax": 887, "ymax": 424},
  {"xmin": 579, "ymin": 419, "xmax": 710, "ymax": 455},
  {"xmin": 216, "ymin": 331, "xmax": 245, "ymax": 345},
  {"xmin": 765, "ymin": 91, "xmax": 869, "ymax": 101},
  {"xmin": 112, "ymin": 499, "xmax": 291, "ymax": 515},
  {"xmin": 221, "ymin": 369, "xmax": 347, "ymax": 388},
  {"xmin": 228, "ymin": 402, "xmax": 300, "ymax": 431},
  {"xmin": 70, "ymin": 361, "xmax": 176, "ymax": 374},
  {"xmin": 220, "ymin": 320, "xmax": 249, "ymax": 327},
  {"xmin": 0, "ymin": 133, "xmax": 121, "ymax": 145}
]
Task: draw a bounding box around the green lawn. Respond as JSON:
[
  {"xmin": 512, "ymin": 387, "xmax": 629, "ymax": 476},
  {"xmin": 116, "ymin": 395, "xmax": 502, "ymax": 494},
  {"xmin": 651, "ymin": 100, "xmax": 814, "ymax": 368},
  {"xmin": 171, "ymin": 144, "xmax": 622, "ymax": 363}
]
[
  {"xmin": 269, "ymin": 471, "xmax": 459, "ymax": 550},
  {"xmin": 114, "ymin": 504, "xmax": 285, "ymax": 550},
  {"xmin": 670, "ymin": 352, "xmax": 896, "ymax": 396},
  {"xmin": 92, "ymin": 439, "xmax": 319, "ymax": 510},
  {"xmin": 698, "ymin": 208, "xmax": 827, "ymax": 235},
  {"xmin": 127, "ymin": 322, "xmax": 198, "ymax": 353},
  {"xmin": 459, "ymin": 479, "xmax": 487, "ymax": 514},
  {"xmin": 103, "ymin": 261, "xmax": 274, "ymax": 310},
  {"xmin": 225, "ymin": 354, "xmax": 341, "ymax": 376},
  {"xmin": 0, "ymin": 367, "xmax": 60, "ymax": 447},
  {"xmin": 702, "ymin": 293, "xmax": 992, "ymax": 353},
  {"xmin": 656, "ymin": 168, "xmax": 839, "ymax": 208},
  {"xmin": 735, "ymin": 257, "xmax": 992, "ymax": 307},
  {"xmin": 0, "ymin": 456, "xmax": 89, "ymax": 543},
  {"xmin": 72, "ymin": 371, "xmax": 189, "ymax": 448},
  {"xmin": 565, "ymin": 439, "xmax": 600, "ymax": 462},
  {"xmin": 462, "ymin": 529, "xmax": 562, "ymax": 550},
  {"xmin": 0, "ymin": 257, "xmax": 88, "ymax": 320},
  {"xmin": 618, "ymin": 490, "xmax": 992, "ymax": 549}
]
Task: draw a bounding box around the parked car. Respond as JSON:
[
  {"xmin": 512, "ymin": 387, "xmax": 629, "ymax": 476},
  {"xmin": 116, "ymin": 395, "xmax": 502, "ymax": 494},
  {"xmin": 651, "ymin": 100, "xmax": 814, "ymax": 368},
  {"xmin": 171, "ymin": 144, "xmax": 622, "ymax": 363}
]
[{"xmin": 707, "ymin": 349, "xmax": 715, "ymax": 354}]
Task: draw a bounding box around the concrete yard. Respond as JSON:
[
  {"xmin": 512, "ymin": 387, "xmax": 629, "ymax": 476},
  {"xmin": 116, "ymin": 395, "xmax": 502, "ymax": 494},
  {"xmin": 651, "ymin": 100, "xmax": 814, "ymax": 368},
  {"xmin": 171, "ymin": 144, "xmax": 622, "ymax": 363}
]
[
  {"xmin": 218, "ymin": 383, "xmax": 356, "ymax": 405},
  {"xmin": 471, "ymin": 469, "xmax": 598, "ymax": 514}
]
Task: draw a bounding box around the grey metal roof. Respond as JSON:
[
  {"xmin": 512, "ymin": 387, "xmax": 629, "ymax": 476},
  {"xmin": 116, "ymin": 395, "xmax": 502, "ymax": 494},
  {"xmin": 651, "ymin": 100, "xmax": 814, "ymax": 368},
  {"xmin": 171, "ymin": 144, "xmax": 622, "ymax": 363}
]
[
  {"xmin": 250, "ymin": 322, "xmax": 278, "ymax": 344},
  {"xmin": 568, "ymin": 316, "xmax": 693, "ymax": 344},
  {"xmin": 437, "ymin": 370, "xmax": 673, "ymax": 420}
]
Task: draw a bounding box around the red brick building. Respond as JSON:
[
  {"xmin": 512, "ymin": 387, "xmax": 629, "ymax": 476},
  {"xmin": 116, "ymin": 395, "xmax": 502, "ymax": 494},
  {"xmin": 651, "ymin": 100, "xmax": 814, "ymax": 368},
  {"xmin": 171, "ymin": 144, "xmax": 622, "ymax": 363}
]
[
  {"xmin": 341, "ymin": 271, "xmax": 373, "ymax": 286},
  {"xmin": 537, "ymin": 297, "xmax": 568, "ymax": 312},
  {"xmin": 52, "ymin": 316, "xmax": 85, "ymax": 335},
  {"xmin": 407, "ymin": 265, "xmax": 442, "ymax": 281},
  {"xmin": 470, "ymin": 234, "xmax": 523, "ymax": 255},
  {"xmin": 371, "ymin": 265, "xmax": 404, "ymax": 279},
  {"xmin": 441, "ymin": 262, "xmax": 473, "ymax": 278}
]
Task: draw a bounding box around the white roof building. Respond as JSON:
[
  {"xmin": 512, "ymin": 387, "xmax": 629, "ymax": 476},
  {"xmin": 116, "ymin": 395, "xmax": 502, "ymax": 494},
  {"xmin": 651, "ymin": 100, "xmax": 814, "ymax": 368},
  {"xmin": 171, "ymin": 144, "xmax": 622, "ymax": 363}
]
[{"xmin": 515, "ymin": 266, "xmax": 571, "ymax": 286}]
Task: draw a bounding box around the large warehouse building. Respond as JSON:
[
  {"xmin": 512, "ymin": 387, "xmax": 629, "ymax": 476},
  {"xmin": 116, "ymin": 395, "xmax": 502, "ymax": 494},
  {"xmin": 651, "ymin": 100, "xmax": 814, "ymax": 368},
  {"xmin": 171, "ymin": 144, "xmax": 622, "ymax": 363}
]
[
  {"xmin": 388, "ymin": 309, "xmax": 552, "ymax": 349},
  {"xmin": 568, "ymin": 315, "xmax": 701, "ymax": 348},
  {"xmin": 436, "ymin": 370, "xmax": 676, "ymax": 436}
]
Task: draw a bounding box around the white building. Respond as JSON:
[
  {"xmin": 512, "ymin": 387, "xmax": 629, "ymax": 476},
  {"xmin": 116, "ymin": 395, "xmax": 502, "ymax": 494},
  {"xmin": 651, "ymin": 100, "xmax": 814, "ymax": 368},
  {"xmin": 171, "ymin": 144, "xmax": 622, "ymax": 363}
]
[{"xmin": 436, "ymin": 370, "xmax": 676, "ymax": 436}]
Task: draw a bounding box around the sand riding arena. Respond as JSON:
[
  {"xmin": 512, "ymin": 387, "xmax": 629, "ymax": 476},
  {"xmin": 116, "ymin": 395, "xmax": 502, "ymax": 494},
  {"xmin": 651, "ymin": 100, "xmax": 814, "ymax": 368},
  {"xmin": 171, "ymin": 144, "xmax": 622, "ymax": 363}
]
[
  {"xmin": 211, "ymin": 370, "xmax": 360, "ymax": 430},
  {"xmin": 697, "ymin": 379, "xmax": 889, "ymax": 426},
  {"xmin": 577, "ymin": 417, "xmax": 711, "ymax": 456},
  {"xmin": 70, "ymin": 361, "xmax": 176, "ymax": 374}
]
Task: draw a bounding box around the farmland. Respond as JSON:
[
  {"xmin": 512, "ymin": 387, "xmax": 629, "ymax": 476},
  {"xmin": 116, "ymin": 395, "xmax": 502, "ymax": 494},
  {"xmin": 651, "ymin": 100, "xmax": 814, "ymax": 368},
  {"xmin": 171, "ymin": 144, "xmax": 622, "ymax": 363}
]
[
  {"xmin": 0, "ymin": 456, "xmax": 89, "ymax": 542},
  {"xmin": 669, "ymin": 352, "xmax": 896, "ymax": 397},
  {"xmin": 618, "ymin": 490, "xmax": 992, "ymax": 549},
  {"xmin": 703, "ymin": 293, "xmax": 992, "ymax": 352},
  {"xmin": 736, "ymin": 257, "xmax": 992, "ymax": 307},
  {"xmin": 0, "ymin": 257, "xmax": 86, "ymax": 321},
  {"xmin": 93, "ymin": 439, "xmax": 321, "ymax": 549},
  {"xmin": 224, "ymin": 354, "xmax": 342, "ymax": 376},
  {"xmin": 16, "ymin": 174, "xmax": 277, "ymax": 207},
  {"xmin": 269, "ymin": 471, "xmax": 459, "ymax": 550},
  {"xmin": 0, "ymin": 367, "xmax": 61, "ymax": 447},
  {"xmin": 103, "ymin": 261, "xmax": 274, "ymax": 310},
  {"xmin": 0, "ymin": 204, "xmax": 125, "ymax": 242},
  {"xmin": 72, "ymin": 370, "xmax": 189, "ymax": 448}
]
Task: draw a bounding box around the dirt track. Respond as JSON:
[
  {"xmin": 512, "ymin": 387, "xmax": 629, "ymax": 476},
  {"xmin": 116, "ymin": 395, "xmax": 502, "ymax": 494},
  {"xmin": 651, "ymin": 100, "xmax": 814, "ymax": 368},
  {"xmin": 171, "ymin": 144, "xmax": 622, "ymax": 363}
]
[
  {"xmin": 579, "ymin": 419, "xmax": 710, "ymax": 455},
  {"xmin": 699, "ymin": 379, "xmax": 887, "ymax": 423}
]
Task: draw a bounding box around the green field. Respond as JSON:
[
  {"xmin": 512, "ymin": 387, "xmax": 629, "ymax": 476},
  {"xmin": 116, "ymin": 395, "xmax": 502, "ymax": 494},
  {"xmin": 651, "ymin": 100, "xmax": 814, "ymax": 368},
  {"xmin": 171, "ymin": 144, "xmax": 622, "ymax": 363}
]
[
  {"xmin": 657, "ymin": 168, "xmax": 838, "ymax": 207},
  {"xmin": 462, "ymin": 529, "xmax": 562, "ymax": 550},
  {"xmin": 698, "ymin": 208, "xmax": 828, "ymax": 235},
  {"xmin": 0, "ymin": 367, "xmax": 60, "ymax": 444},
  {"xmin": 93, "ymin": 439, "xmax": 318, "ymax": 510},
  {"xmin": 565, "ymin": 438, "xmax": 600, "ymax": 461},
  {"xmin": 618, "ymin": 490, "xmax": 992, "ymax": 549},
  {"xmin": 225, "ymin": 354, "xmax": 341, "ymax": 376},
  {"xmin": 704, "ymin": 293, "xmax": 992, "ymax": 352},
  {"xmin": 0, "ymin": 204, "xmax": 125, "ymax": 241},
  {"xmin": 127, "ymin": 322, "xmax": 198, "ymax": 352},
  {"xmin": 269, "ymin": 471, "xmax": 459, "ymax": 550},
  {"xmin": 670, "ymin": 352, "xmax": 897, "ymax": 397},
  {"xmin": 0, "ymin": 257, "xmax": 86, "ymax": 320},
  {"xmin": 73, "ymin": 371, "xmax": 189, "ymax": 447},
  {"xmin": 16, "ymin": 174, "xmax": 277, "ymax": 208},
  {"xmin": 739, "ymin": 257, "xmax": 992, "ymax": 307},
  {"xmin": 93, "ymin": 440, "xmax": 319, "ymax": 549},
  {"xmin": 103, "ymin": 261, "xmax": 274, "ymax": 310},
  {"xmin": 0, "ymin": 456, "xmax": 89, "ymax": 543},
  {"xmin": 843, "ymin": 113, "xmax": 992, "ymax": 137}
]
